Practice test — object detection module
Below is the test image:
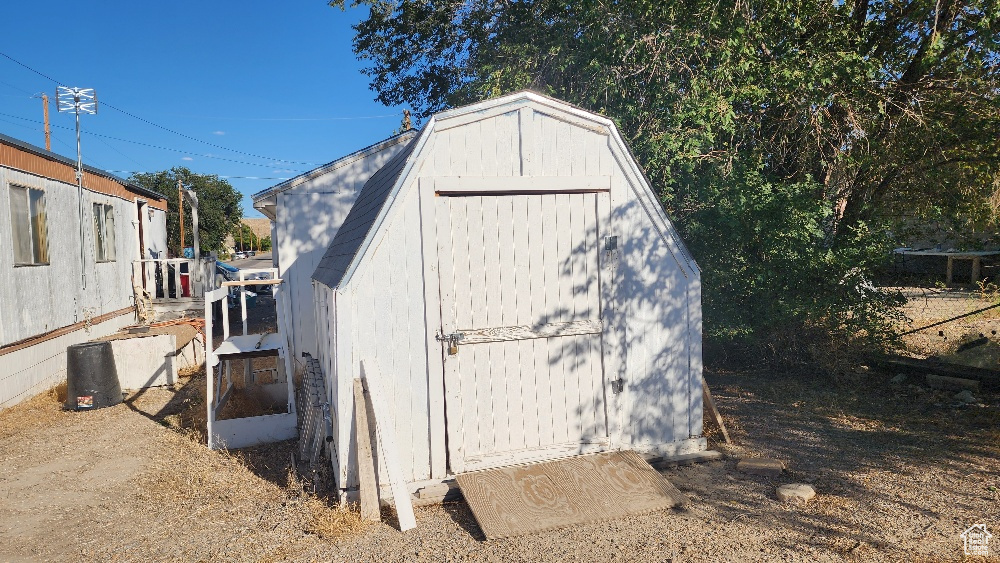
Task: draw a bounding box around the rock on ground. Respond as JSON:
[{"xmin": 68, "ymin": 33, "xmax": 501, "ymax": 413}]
[
  {"xmin": 736, "ymin": 458, "xmax": 785, "ymax": 477},
  {"xmin": 776, "ymin": 484, "xmax": 816, "ymax": 504}
]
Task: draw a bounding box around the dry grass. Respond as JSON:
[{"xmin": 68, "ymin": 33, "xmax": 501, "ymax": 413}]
[
  {"xmin": 0, "ymin": 382, "xmax": 69, "ymax": 440},
  {"xmin": 127, "ymin": 387, "xmax": 368, "ymax": 546}
]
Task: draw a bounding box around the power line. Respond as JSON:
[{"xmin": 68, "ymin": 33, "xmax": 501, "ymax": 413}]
[
  {"xmin": 0, "ymin": 50, "xmax": 321, "ymax": 166},
  {"xmin": 99, "ymin": 102, "xmax": 320, "ymax": 166},
  {"xmin": 0, "ymin": 112, "xmax": 304, "ymax": 171},
  {"xmin": 0, "ymin": 79, "xmax": 34, "ymax": 96},
  {"xmin": 105, "ymin": 170, "xmax": 292, "ymax": 181},
  {"xmin": 162, "ymin": 112, "xmax": 402, "ymax": 122}
]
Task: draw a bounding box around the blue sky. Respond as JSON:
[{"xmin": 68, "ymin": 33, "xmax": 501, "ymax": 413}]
[{"xmin": 0, "ymin": 1, "xmax": 406, "ymax": 218}]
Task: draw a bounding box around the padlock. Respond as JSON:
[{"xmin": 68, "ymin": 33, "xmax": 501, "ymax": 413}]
[{"xmin": 448, "ymin": 337, "xmax": 459, "ymax": 355}]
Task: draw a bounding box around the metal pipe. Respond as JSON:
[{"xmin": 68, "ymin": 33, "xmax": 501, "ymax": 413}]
[{"xmin": 75, "ymin": 104, "xmax": 86, "ymax": 289}]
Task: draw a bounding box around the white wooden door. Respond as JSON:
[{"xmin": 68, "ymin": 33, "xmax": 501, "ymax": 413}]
[{"xmin": 437, "ymin": 192, "xmax": 610, "ymax": 473}]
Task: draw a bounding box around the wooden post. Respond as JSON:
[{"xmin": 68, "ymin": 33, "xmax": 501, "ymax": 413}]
[
  {"xmin": 702, "ymin": 377, "xmax": 731, "ymax": 445},
  {"xmin": 353, "ymin": 378, "xmax": 381, "ymax": 522},
  {"xmin": 946, "ymin": 256, "xmax": 954, "ymax": 285},
  {"xmin": 178, "ymin": 179, "xmax": 185, "ymax": 253},
  {"xmin": 42, "ymin": 94, "xmax": 51, "ymax": 151},
  {"xmin": 972, "ymin": 257, "xmax": 982, "ymax": 284}
]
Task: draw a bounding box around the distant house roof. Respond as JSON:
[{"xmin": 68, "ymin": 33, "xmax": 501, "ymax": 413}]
[
  {"xmin": 0, "ymin": 132, "xmax": 167, "ymax": 204},
  {"xmin": 251, "ymin": 131, "xmax": 417, "ymax": 205},
  {"xmin": 311, "ymin": 135, "xmax": 418, "ymax": 288}
]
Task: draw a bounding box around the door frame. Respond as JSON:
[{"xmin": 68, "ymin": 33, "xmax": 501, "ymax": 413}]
[{"xmin": 426, "ymin": 179, "xmax": 616, "ymax": 474}]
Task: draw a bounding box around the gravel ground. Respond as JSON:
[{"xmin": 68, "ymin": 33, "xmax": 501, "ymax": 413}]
[
  {"xmin": 1, "ymin": 366, "xmax": 996, "ymax": 561},
  {"xmin": 2, "ymin": 284, "xmax": 997, "ymax": 561}
]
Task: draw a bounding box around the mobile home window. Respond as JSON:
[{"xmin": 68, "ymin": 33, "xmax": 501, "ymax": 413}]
[
  {"xmin": 93, "ymin": 203, "xmax": 117, "ymax": 262},
  {"xmin": 9, "ymin": 185, "xmax": 49, "ymax": 266}
]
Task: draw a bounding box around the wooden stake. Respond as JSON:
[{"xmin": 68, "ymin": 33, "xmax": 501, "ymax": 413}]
[
  {"xmin": 702, "ymin": 377, "xmax": 731, "ymax": 445},
  {"xmin": 353, "ymin": 378, "xmax": 381, "ymax": 522}
]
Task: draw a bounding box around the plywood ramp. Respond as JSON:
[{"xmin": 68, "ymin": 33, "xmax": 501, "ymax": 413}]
[{"xmin": 456, "ymin": 450, "xmax": 687, "ymax": 538}]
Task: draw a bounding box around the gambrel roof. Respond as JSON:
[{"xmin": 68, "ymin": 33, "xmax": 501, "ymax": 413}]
[{"xmin": 312, "ymin": 90, "xmax": 699, "ymax": 290}]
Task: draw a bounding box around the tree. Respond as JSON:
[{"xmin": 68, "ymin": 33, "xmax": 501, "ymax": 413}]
[
  {"xmin": 334, "ymin": 0, "xmax": 1000, "ymax": 359},
  {"xmin": 233, "ymin": 222, "xmax": 261, "ymax": 252},
  {"xmin": 260, "ymin": 236, "xmax": 272, "ymax": 252},
  {"xmin": 129, "ymin": 167, "xmax": 243, "ymax": 256}
]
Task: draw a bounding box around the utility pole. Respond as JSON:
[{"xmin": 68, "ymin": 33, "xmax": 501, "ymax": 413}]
[
  {"xmin": 41, "ymin": 94, "xmax": 51, "ymax": 151},
  {"xmin": 178, "ymin": 178, "xmax": 185, "ymax": 253},
  {"xmin": 56, "ymin": 87, "xmax": 97, "ymax": 290}
]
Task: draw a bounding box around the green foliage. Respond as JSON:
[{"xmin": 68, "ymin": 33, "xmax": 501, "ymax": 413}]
[
  {"xmin": 260, "ymin": 236, "xmax": 272, "ymax": 252},
  {"xmin": 334, "ymin": 0, "xmax": 1000, "ymax": 362},
  {"xmin": 233, "ymin": 222, "xmax": 263, "ymax": 252},
  {"xmin": 129, "ymin": 167, "xmax": 243, "ymax": 256}
]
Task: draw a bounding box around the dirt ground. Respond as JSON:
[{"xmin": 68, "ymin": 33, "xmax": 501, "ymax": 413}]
[{"xmin": 1, "ymin": 288, "xmax": 998, "ymax": 561}]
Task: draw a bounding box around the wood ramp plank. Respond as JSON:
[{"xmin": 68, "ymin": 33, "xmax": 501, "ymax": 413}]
[
  {"xmin": 353, "ymin": 378, "xmax": 381, "ymax": 522},
  {"xmin": 455, "ymin": 450, "xmax": 687, "ymax": 538},
  {"xmin": 361, "ymin": 360, "xmax": 417, "ymax": 532}
]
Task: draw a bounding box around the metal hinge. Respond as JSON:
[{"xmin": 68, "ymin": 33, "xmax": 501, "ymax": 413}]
[{"xmin": 610, "ymin": 378, "xmax": 625, "ymax": 394}]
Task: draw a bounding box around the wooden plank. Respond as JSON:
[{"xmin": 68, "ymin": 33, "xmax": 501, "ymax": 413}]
[
  {"xmin": 595, "ymin": 189, "xmax": 622, "ymax": 447},
  {"xmin": 400, "ymin": 192, "xmax": 430, "ymax": 481},
  {"xmin": 467, "ymin": 197, "xmax": 495, "ymax": 458},
  {"xmin": 480, "ymin": 196, "xmax": 510, "ymax": 455},
  {"xmin": 353, "ymin": 378, "xmax": 382, "ymax": 522},
  {"xmin": 518, "ymin": 107, "xmax": 535, "ymax": 176},
  {"xmin": 360, "ymin": 360, "xmax": 417, "ymax": 532},
  {"xmin": 871, "ymin": 354, "xmax": 1000, "ymax": 387},
  {"xmin": 436, "ymin": 196, "xmax": 469, "ymax": 473},
  {"xmin": 419, "ymin": 186, "xmax": 448, "ymax": 479},
  {"xmin": 436, "ymin": 102, "xmax": 527, "ymax": 133},
  {"xmin": 496, "ymin": 197, "xmax": 525, "ymax": 452},
  {"xmin": 457, "ymin": 319, "xmax": 603, "ymax": 344},
  {"xmin": 221, "ymin": 279, "xmax": 282, "ymax": 287},
  {"xmin": 456, "ymin": 450, "xmax": 684, "ymax": 539},
  {"xmin": 947, "ymin": 256, "xmax": 954, "ymax": 285},
  {"xmin": 333, "ymin": 290, "xmax": 356, "ymax": 490},
  {"xmin": 433, "ymin": 175, "xmax": 610, "ymax": 195},
  {"xmin": 524, "ymin": 195, "xmax": 552, "ymax": 447},
  {"xmin": 701, "ymin": 377, "xmax": 731, "ymax": 445},
  {"xmin": 480, "ymin": 116, "xmax": 498, "ymax": 177}
]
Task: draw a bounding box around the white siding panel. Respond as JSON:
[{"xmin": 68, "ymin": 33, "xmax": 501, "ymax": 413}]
[
  {"xmin": 345, "ymin": 187, "xmax": 431, "ymax": 485},
  {"xmin": 274, "ymin": 142, "xmax": 407, "ymax": 366}
]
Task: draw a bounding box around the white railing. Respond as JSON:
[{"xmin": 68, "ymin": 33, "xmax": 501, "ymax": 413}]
[{"xmin": 133, "ymin": 257, "xmax": 216, "ymax": 300}]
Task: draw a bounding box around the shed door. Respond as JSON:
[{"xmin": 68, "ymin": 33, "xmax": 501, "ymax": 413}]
[{"xmin": 436, "ymin": 191, "xmax": 610, "ymax": 473}]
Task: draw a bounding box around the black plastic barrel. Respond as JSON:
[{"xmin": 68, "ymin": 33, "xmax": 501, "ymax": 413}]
[{"xmin": 64, "ymin": 341, "xmax": 122, "ymax": 410}]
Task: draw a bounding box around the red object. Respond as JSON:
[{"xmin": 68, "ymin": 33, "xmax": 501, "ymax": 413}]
[{"xmin": 180, "ymin": 273, "xmax": 191, "ymax": 297}]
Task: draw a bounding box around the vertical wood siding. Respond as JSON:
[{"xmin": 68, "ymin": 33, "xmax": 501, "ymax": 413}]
[{"xmin": 326, "ymin": 101, "xmax": 702, "ymax": 485}]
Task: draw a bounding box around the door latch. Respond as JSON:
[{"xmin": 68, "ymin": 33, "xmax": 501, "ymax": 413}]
[
  {"xmin": 436, "ymin": 332, "xmax": 465, "ymax": 355},
  {"xmin": 610, "ymin": 378, "xmax": 625, "ymax": 394}
]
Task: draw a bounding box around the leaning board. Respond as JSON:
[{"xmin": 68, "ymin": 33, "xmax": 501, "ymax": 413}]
[{"xmin": 455, "ymin": 450, "xmax": 687, "ymax": 538}]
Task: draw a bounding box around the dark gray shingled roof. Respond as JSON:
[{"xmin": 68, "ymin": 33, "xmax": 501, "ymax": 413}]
[{"xmin": 312, "ymin": 134, "xmax": 418, "ymax": 288}]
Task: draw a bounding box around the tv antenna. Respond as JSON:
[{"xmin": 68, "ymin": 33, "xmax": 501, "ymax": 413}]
[{"xmin": 56, "ymin": 86, "xmax": 98, "ymax": 288}]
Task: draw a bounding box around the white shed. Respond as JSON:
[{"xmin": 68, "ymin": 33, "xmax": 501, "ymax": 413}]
[
  {"xmin": 251, "ymin": 132, "xmax": 416, "ymax": 371},
  {"xmin": 312, "ymin": 92, "xmax": 704, "ymax": 495}
]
